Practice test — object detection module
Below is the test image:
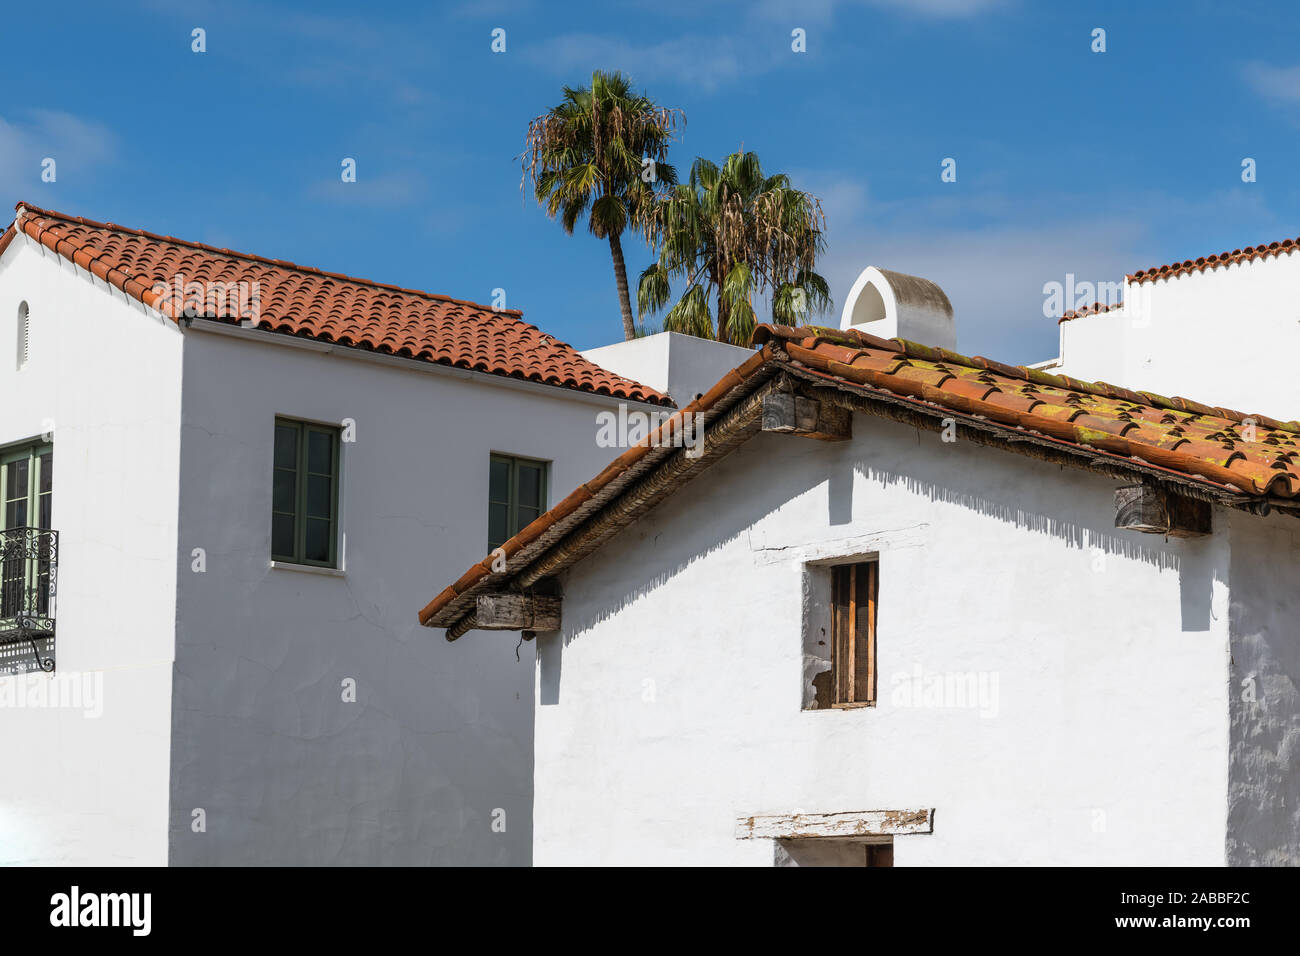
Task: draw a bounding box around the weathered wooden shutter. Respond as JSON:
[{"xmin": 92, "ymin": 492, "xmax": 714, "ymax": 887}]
[{"xmin": 831, "ymin": 562, "xmax": 877, "ymax": 706}]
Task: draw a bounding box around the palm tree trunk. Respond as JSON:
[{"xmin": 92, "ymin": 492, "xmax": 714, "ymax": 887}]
[
  {"xmin": 607, "ymin": 232, "xmax": 637, "ymax": 341},
  {"xmin": 715, "ymin": 284, "xmax": 730, "ymax": 345},
  {"xmin": 713, "ymin": 260, "xmax": 730, "ymax": 345}
]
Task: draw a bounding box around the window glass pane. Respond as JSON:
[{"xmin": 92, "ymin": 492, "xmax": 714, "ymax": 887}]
[
  {"xmin": 306, "ymin": 474, "xmax": 332, "ymax": 518},
  {"xmin": 37, "ymin": 452, "xmax": 52, "ymax": 529},
  {"xmin": 273, "ymin": 419, "xmax": 339, "ymax": 566},
  {"xmin": 489, "ymin": 458, "xmax": 510, "ymax": 503},
  {"xmin": 488, "ymin": 502, "xmax": 509, "ymax": 549},
  {"xmin": 6, "ymin": 464, "xmax": 27, "ymax": 525},
  {"xmin": 272, "ymin": 513, "xmax": 295, "ymax": 557},
  {"xmin": 274, "ymin": 424, "xmax": 298, "ymax": 469},
  {"xmin": 518, "ymin": 463, "xmax": 543, "ymax": 510},
  {"xmin": 305, "ymin": 518, "xmax": 330, "ymax": 562},
  {"xmin": 5, "ymin": 461, "xmax": 22, "ymax": 528},
  {"xmin": 489, "ymin": 455, "xmax": 548, "ymax": 551},
  {"xmin": 8, "ymin": 459, "xmax": 29, "ymax": 498},
  {"xmin": 273, "ymin": 469, "xmax": 296, "ymax": 513},
  {"xmin": 307, "ymin": 430, "xmax": 333, "ymax": 475}
]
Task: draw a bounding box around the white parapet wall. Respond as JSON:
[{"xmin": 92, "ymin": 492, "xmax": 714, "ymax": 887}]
[
  {"xmin": 582, "ymin": 332, "xmax": 756, "ymax": 407},
  {"xmin": 1053, "ymin": 249, "xmax": 1300, "ymax": 420}
]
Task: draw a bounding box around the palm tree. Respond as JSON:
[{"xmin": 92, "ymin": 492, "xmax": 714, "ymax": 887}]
[
  {"xmin": 523, "ymin": 71, "xmax": 683, "ymax": 341},
  {"xmin": 637, "ymin": 151, "xmax": 831, "ymax": 346}
]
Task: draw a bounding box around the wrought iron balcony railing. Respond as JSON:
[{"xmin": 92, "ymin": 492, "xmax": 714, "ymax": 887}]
[{"xmin": 0, "ymin": 527, "xmax": 58, "ymax": 672}]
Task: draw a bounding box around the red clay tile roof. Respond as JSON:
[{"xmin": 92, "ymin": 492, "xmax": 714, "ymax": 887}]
[
  {"xmin": 1130, "ymin": 236, "xmax": 1300, "ymax": 285},
  {"xmin": 1058, "ymin": 299, "xmax": 1123, "ymax": 324},
  {"xmin": 1059, "ymin": 233, "xmax": 1300, "ymax": 323},
  {"xmin": 421, "ymin": 323, "xmax": 1300, "ymax": 634},
  {"xmin": 0, "ymin": 202, "xmax": 669, "ymax": 405},
  {"xmin": 760, "ymin": 325, "xmax": 1300, "ymax": 496}
]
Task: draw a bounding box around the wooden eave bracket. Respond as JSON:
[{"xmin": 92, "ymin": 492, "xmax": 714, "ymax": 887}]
[
  {"xmin": 761, "ymin": 391, "xmax": 852, "ymax": 442},
  {"xmin": 474, "ymin": 592, "xmax": 561, "ymax": 631},
  {"xmin": 736, "ymin": 808, "xmax": 934, "ymax": 840},
  {"xmin": 1114, "ymin": 484, "xmax": 1212, "ymax": 537}
]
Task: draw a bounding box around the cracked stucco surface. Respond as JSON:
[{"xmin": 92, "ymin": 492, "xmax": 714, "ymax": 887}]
[{"xmin": 1226, "ymin": 510, "xmax": 1300, "ymax": 865}]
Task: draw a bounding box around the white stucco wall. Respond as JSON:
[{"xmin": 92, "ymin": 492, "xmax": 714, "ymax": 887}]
[
  {"xmin": 169, "ymin": 324, "xmax": 660, "ymax": 865},
  {"xmin": 533, "ymin": 411, "xmax": 1237, "ymax": 865},
  {"xmin": 0, "ymin": 238, "xmax": 182, "ymax": 865},
  {"xmin": 1055, "ymin": 253, "xmax": 1300, "ymax": 420}
]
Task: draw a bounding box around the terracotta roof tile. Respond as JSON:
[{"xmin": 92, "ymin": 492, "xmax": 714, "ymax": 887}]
[
  {"xmin": 0, "ymin": 202, "xmax": 669, "ymax": 405},
  {"xmin": 1059, "ymin": 300, "xmax": 1123, "ymax": 324},
  {"xmin": 1130, "ymin": 237, "xmax": 1300, "ymax": 285},
  {"xmin": 759, "ymin": 324, "xmax": 1300, "ymax": 499},
  {"xmin": 1059, "ymin": 235, "xmax": 1300, "ymax": 324}
]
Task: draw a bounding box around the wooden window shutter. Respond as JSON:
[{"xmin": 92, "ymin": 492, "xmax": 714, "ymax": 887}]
[{"xmin": 831, "ymin": 561, "xmax": 877, "ymax": 706}]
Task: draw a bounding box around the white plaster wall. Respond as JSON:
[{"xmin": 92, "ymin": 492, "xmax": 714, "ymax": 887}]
[
  {"xmin": 1057, "ymin": 253, "xmax": 1300, "ymax": 419},
  {"xmin": 583, "ymin": 332, "xmax": 755, "ymax": 406},
  {"xmin": 534, "ymin": 412, "xmax": 1234, "ymax": 865},
  {"xmin": 170, "ymin": 326, "xmax": 654, "ymax": 865},
  {"xmin": 1225, "ymin": 509, "xmax": 1300, "ymax": 864},
  {"xmin": 0, "ymin": 239, "xmax": 182, "ymax": 865}
]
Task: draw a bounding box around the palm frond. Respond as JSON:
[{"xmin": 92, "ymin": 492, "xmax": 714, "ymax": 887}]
[
  {"xmin": 639, "ymin": 148, "xmax": 832, "ymax": 341},
  {"xmin": 637, "ymin": 262, "xmax": 672, "ymax": 318},
  {"xmin": 663, "ymin": 284, "xmax": 714, "ymax": 339}
]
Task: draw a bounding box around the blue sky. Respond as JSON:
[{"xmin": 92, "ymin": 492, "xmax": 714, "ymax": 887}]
[{"xmin": 3, "ymin": 0, "xmax": 1299, "ymax": 363}]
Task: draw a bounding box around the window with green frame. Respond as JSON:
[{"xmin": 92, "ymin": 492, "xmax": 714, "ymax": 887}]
[
  {"xmin": 488, "ymin": 454, "xmax": 548, "ymax": 552},
  {"xmin": 1, "ymin": 442, "xmax": 52, "ymax": 532},
  {"xmin": 272, "ymin": 419, "xmax": 341, "ymax": 567},
  {"xmin": 1, "ymin": 442, "xmax": 53, "ymax": 629}
]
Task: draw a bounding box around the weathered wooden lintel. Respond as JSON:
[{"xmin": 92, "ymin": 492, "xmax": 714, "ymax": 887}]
[
  {"xmin": 736, "ymin": 808, "xmax": 934, "ymax": 840},
  {"xmin": 761, "ymin": 392, "xmax": 852, "ymax": 442},
  {"xmin": 1115, "ymin": 484, "xmax": 1212, "ymax": 537},
  {"xmin": 475, "ymin": 592, "xmax": 561, "ymax": 631}
]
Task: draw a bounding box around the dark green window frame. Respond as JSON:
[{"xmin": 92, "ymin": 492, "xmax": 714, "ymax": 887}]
[
  {"xmin": 272, "ymin": 418, "xmax": 341, "ymax": 568},
  {"xmin": 1, "ymin": 441, "xmax": 54, "ymax": 636},
  {"xmin": 0, "ymin": 441, "xmax": 52, "ymax": 533},
  {"xmin": 488, "ymin": 454, "xmax": 548, "ymax": 552}
]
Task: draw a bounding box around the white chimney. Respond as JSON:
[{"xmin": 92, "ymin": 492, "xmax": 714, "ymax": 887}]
[{"xmin": 840, "ymin": 266, "xmax": 955, "ymax": 350}]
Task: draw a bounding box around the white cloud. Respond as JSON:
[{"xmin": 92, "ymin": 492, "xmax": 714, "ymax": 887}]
[
  {"xmin": 524, "ymin": 0, "xmax": 1011, "ymax": 91},
  {"xmin": 818, "ymin": 222, "xmax": 1142, "ymax": 364},
  {"xmin": 0, "ymin": 111, "xmax": 117, "ymax": 204},
  {"xmin": 523, "ymin": 33, "xmax": 757, "ymax": 92},
  {"xmin": 861, "ymin": 0, "xmax": 1009, "ymax": 17},
  {"xmin": 1243, "ymin": 62, "xmax": 1300, "ymax": 104},
  {"xmin": 755, "ymin": 0, "xmax": 1010, "ymax": 22},
  {"xmin": 800, "ymin": 177, "xmax": 1278, "ymax": 365},
  {"xmin": 305, "ymin": 170, "xmax": 428, "ymax": 208}
]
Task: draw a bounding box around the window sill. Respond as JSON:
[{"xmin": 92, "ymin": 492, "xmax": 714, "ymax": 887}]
[
  {"xmin": 270, "ymin": 560, "xmax": 344, "ymax": 577},
  {"xmin": 830, "ymin": 701, "xmax": 875, "ymax": 710}
]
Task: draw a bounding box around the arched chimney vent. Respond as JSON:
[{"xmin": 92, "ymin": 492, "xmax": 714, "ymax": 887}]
[{"xmin": 840, "ymin": 266, "xmax": 955, "ymax": 350}]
